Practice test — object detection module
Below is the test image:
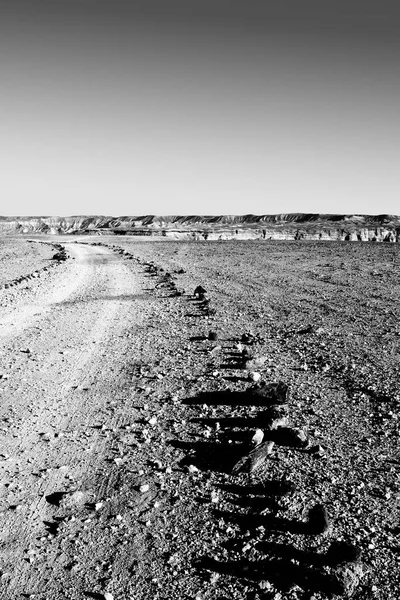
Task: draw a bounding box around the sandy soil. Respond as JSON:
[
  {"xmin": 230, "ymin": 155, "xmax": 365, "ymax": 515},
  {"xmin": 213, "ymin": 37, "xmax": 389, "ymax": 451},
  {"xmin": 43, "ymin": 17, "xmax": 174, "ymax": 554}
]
[
  {"xmin": 0, "ymin": 240, "xmax": 55, "ymax": 288},
  {"xmin": 0, "ymin": 238, "xmax": 398, "ymax": 600}
]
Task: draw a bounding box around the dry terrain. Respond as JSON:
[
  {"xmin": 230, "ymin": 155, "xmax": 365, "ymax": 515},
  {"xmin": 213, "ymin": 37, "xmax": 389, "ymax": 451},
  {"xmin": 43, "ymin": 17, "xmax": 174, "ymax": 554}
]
[{"xmin": 0, "ymin": 236, "xmax": 399, "ymax": 600}]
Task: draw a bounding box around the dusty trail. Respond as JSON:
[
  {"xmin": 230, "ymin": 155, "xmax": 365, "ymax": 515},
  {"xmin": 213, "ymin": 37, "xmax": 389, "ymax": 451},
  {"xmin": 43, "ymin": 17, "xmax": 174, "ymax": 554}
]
[{"xmin": 0, "ymin": 244, "xmax": 143, "ymax": 598}]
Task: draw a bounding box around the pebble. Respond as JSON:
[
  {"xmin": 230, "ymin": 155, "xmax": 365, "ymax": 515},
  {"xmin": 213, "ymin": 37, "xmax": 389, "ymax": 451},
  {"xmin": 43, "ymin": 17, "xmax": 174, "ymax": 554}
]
[
  {"xmin": 269, "ymin": 416, "xmax": 289, "ymax": 430},
  {"xmin": 251, "ymin": 429, "xmax": 264, "ymax": 446},
  {"xmin": 139, "ymin": 484, "xmax": 150, "ymax": 493},
  {"xmin": 333, "ymin": 562, "xmax": 364, "ymax": 596},
  {"xmin": 249, "ymin": 371, "xmax": 261, "ymax": 382},
  {"xmin": 309, "ymin": 444, "xmax": 326, "ymax": 457}
]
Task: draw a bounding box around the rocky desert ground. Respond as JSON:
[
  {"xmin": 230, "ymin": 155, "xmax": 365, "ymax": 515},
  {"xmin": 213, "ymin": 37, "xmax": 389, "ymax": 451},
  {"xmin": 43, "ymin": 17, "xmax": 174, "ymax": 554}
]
[{"xmin": 0, "ymin": 236, "xmax": 399, "ymax": 600}]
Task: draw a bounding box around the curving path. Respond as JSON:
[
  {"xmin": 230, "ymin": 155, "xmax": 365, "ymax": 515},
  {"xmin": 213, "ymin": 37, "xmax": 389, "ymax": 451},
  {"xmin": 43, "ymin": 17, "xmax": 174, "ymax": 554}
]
[{"xmin": 0, "ymin": 243, "xmax": 142, "ymax": 597}]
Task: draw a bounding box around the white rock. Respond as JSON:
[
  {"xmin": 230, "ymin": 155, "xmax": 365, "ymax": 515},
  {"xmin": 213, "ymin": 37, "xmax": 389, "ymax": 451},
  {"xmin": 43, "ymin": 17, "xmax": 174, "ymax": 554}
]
[
  {"xmin": 139, "ymin": 484, "xmax": 150, "ymax": 493},
  {"xmin": 250, "ymin": 371, "xmax": 261, "ymax": 382},
  {"xmin": 252, "ymin": 429, "xmax": 264, "ymax": 446}
]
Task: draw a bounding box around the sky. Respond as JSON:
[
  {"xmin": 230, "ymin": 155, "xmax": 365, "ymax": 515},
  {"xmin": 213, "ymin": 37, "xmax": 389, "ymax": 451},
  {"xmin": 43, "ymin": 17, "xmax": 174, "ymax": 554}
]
[{"xmin": 0, "ymin": 0, "xmax": 399, "ymax": 217}]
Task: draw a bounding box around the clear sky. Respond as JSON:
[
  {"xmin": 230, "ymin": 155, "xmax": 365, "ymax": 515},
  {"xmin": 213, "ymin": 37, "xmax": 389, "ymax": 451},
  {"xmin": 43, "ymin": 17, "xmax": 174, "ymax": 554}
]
[{"xmin": 0, "ymin": 0, "xmax": 399, "ymax": 216}]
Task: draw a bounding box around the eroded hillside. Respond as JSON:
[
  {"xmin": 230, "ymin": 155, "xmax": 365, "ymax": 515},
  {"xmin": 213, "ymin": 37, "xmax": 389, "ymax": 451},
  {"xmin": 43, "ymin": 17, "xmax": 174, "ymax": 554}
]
[{"xmin": 0, "ymin": 214, "xmax": 400, "ymax": 241}]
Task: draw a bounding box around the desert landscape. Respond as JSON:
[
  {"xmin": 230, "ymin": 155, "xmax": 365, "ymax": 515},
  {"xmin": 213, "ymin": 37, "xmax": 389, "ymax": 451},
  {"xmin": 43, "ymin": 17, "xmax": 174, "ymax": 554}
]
[{"xmin": 0, "ymin": 223, "xmax": 399, "ymax": 600}]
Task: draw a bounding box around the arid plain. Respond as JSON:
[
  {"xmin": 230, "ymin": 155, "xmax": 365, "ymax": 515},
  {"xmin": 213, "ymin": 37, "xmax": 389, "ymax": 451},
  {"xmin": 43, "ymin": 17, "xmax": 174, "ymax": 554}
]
[{"xmin": 0, "ymin": 236, "xmax": 399, "ymax": 600}]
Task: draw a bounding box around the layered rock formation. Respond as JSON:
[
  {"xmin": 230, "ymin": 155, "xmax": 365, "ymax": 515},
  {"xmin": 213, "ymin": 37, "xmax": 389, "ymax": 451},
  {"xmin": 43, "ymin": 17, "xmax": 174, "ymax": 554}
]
[{"xmin": 0, "ymin": 214, "xmax": 399, "ymax": 241}]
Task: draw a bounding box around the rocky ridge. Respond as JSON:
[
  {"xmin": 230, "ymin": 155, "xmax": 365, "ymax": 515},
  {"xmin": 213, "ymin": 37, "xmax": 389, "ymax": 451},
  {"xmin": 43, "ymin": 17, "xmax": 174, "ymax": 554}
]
[{"xmin": 0, "ymin": 214, "xmax": 400, "ymax": 241}]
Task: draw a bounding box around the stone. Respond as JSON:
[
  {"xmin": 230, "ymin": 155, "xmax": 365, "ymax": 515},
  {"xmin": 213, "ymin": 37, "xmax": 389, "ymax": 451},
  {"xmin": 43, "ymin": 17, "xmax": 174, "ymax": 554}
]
[
  {"xmin": 245, "ymin": 356, "xmax": 268, "ymax": 370},
  {"xmin": 251, "ymin": 429, "xmax": 264, "ymax": 446},
  {"xmin": 241, "ymin": 332, "xmax": 255, "ymax": 344},
  {"xmin": 269, "ymin": 416, "xmax": 289, "ymax": 430},
  {"xmin": 332, "ymin": 562, "xmax": 364, "ymax": 596},
  {"xmin": 242, "ymin": 346, "xmax": 255, "ymax": 359},
  {"xmin": 194, "ymin": 285, "xmax": 207, "ymax": 297},
  {"xmin": 249, "ymin": 371, "xmax": 261, "ymax": 382},
  {"xmin": 309, "ymin": 444, "xmax": 326, "ymax": 457},
  {"xmin": 59, "ymin": 490, "xmax": 87, "ymax": 509},
  {"xmin": 232, "ymin": 441, "xmax": 275, "ymax": 474},
  {"xmin": 250, "ymin": 381, "xmax": 289, "ymax": 405}
]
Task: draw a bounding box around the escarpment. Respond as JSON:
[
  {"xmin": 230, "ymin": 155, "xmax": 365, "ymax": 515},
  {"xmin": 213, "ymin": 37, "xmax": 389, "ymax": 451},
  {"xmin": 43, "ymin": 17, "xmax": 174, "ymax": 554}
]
[{"xmin": 0, "ymin": 213, "xmax": 399, "ymax": 241}]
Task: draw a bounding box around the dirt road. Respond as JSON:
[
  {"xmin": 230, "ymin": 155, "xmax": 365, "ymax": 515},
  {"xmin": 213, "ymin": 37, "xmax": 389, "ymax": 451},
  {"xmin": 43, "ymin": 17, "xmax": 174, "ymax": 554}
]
[{"xmin": 0, "ymin": 244, "xmax": 152, "ymax": 598}]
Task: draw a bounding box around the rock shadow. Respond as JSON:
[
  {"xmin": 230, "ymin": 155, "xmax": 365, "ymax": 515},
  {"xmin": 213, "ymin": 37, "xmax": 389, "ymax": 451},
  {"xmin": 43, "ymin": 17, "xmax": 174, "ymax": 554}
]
[
  {"xmin": 214, "ymin": 509, "xmax": 322, "ymax": 536},
  {"xmin": 183, "ymin": 389, "xmax": 287, "ymax": 408},
  {"xmin": 195, "ymin": 556, "xmax": 344, "ymax": 596},
  {"xmin": 216, "ymin": 481, "xmax": 296, "ymax": 498},
  {"xmin": 169, "ymin": 439, "xmax": 244, "ymax": 473},
  {"xmin": 183, "ymin": 391, "xmax": 253, "ymax": 407}
]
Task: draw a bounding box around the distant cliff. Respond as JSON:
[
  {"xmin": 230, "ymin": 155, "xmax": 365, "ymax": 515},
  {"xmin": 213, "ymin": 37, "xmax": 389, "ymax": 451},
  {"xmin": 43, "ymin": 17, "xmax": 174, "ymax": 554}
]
[{"xmin": 0, "ymin": 214, "xmax": 399, "ymax": 241}]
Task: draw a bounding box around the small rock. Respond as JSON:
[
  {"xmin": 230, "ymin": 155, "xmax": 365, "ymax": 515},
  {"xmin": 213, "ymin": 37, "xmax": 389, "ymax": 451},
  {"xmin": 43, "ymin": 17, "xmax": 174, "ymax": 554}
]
[
  {"xmin": 103, "ymin": 593, "xmax": 114, "ymax": 600},
  {"xmin": 332, "ymin": 562, "xmax": 364, "ymax": 596},
  {"xmin": 250, "ymin": 381, "xmax": 289, "ymax": 405},
  {"xmin": 232, "ymin": 441, "xmax": 275, "ymax": 474},
  {"xmin": 297, "ymin": 324, "xmax": 314, "ymax": 335},
  {"xmin": 249, "ymin": 371, "xmax": 261, "ymax": 382},
  {"xmin": 210, "ymin": 490, "xmax": 219, "ymax": 503},
  {"xmin": 251, "ymin": 429, "xmax": 264, "ymax": 446},
  {"xmin": 194, "ymin": 285, "xmax": 207, "ymax": 297},
  {"xmin": 242, "ymin": 346, "xmax": 255, "ymax": 359},
  {"xmin": 245, "ymin": 356, "xmax": 268, "ymax": 370},
  {"xmin": 241, "ymin": 332, "xmax": 255, "ymax": 344},
  {"xmin": 269, "ymin": 416, "xmax": 289, "ymax": 430},
  {"xmin": 139, "ymin": 484, "xmax": 150, "ymax": 493},
  {"xmin": 309, "ymin": 444, "xmax": 326, "ymax": 457},
  {"xmin": 209, "ymin": 345, "xmax": 222, "ymax": 355},
  {"xmin": 59, "ymin": 490, "xmax": 87, "ymax": 509}
]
